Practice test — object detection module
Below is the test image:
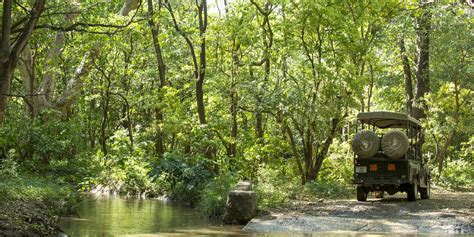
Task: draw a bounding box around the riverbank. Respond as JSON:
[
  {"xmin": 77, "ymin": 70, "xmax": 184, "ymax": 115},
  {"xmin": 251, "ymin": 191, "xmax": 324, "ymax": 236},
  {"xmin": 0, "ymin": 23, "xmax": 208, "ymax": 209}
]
[
  {"xmin": 244, "ymin": 190, "xmax": 474, "ymax": 234},
  {"xmin": 0, "ymin": 173, "xmax": 80, "ymax": 235}
]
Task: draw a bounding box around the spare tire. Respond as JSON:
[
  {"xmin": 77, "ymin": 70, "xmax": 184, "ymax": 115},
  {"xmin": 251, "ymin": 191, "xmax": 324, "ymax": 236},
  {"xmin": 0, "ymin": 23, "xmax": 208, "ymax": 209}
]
[
  {"xmin": 381, "ymin": 130, "xmax": 409, "ymax": 159},
  {"xmin": 351, "ymin": 130, "xmax": 379, "ymax": 158}
]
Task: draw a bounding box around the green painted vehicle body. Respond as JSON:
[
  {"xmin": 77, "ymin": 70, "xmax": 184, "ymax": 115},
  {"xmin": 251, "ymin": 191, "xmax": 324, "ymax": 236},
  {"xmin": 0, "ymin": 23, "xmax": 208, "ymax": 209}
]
[{"xmin": 352, "ymin": 111, "xmax": 430, "ymax": 201}]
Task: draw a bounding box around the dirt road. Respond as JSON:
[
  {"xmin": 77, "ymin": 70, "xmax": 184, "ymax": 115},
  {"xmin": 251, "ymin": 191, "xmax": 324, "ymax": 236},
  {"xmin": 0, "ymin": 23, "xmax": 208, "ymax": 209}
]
[{"xmin": 244, "ymin": 191, "xmax": 473, "ymax": 234}]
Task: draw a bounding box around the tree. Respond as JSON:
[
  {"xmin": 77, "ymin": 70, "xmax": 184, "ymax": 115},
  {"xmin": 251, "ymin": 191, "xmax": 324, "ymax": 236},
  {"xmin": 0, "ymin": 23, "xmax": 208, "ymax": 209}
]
[
  {"xmin": 0, "ymin": 0, "xmax": 46, "ymax": 121},
  {"xmin": 165, "ymin": 0, "xmax": 208, "ymax": 125}
]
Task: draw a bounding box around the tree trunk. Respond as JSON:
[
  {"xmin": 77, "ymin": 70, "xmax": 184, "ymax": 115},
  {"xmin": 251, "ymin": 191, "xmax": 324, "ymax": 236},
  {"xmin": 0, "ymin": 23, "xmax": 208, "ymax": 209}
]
[
  {"xmin": 100, "ymin": 76, "xmax": 111, "ymax": 156},
  {"xmin": 0, "ymin": 0, "xmax": 46, "ymax": 121},
  {"xmin": 229, "ymin": 81, "xmax": 238, "ymax": 156},
  {"xmin": 166, "ymin": 0, "xmax": 207, "ymax": 125},
  {"xmin": 284, "ymin": 123, "xmax": 305, "ymax": 184},
  {"xmin": 55, "ymin": 47, "xmax": 101, "ymax": 114},
  {"xmin": 121, "ymin": 0, "xmax": 140, "ymax": 16},
  {"xmin": 20, "ymin": 33, "xmax": 65, "ymax": 117},
  {"xmin": 437, "ymin": 81, "xmax": 461, "ymax": 175},
  {"xmin": 148, "ymin": 0, "xmax": 166, "ymax": 157},
  {"xmin": 412, "ymin": 7, "xmax": 431, "ymax": 120},
  {"xmin": 399, "ymin": 38, "xmax": 414, "ymax": 114},
  {"xmin": 312, "ymin": 117, "xmax": 340, "ymax": 181},
  {"xmin": 367, "ymin": 64, "xmax": 374, "ymax": 112},
  {"xmin": 196, "ymin": 0, "xmax": 208, "ymax": 125},
  {"xmin": 250, "ymin": 0, "xmax": 273, "ymax": 143}
]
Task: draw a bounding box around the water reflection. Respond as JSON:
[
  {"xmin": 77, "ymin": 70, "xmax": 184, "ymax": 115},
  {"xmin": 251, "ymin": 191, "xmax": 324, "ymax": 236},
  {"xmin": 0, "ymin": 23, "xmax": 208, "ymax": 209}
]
[
  {"xmin": 60, "ymin": 194, "xmax": 245, "ymax": 236},
  {"xmin": 60, "ymin": 195, "xmax": 451, "ymax": 237}
]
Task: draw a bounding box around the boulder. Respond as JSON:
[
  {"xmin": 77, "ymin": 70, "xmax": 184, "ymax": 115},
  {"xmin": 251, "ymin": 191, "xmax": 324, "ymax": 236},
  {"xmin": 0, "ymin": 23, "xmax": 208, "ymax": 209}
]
[{"xmin": 223, "ymin": 190, "xmax": 256, "ymax": 224}]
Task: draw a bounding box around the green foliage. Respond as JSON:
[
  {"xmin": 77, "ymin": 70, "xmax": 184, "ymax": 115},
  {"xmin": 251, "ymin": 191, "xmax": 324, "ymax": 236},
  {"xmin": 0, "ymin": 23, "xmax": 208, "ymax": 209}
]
[
  {"xmin": 150, "ymin": 152, "xmax": 214, "ymax": 205},
  {"xmin": 198, "ymin": 172, "xmax": 239, "ymax": 218},
  {"xmin": 0, "ymin": 162, "xmax": 80, "ymax": 235},
  {"xmin": 437, "ymin": 159, "xmax": 474, "ymax": 191},
  {"xmin": 0, "ymin": 1, "xmax": 472, "ymax": 222},
  {"xmin": 0, "ymin": 163, "xmax": 80, "ymax": 215},
  {"xmin": 84, "ymin": 130, "xmax": 156, "ymax": 195},
  {"xmin": 254, "ymin": 165, "xmax": 301, "ymax": 209},
  {"xmin": 304, "ymin": 181, "xmax": 353, "ymax": 199},
  {"xmin": 0, "ymin": 111, "xmax": 88, "ymax": 170}
]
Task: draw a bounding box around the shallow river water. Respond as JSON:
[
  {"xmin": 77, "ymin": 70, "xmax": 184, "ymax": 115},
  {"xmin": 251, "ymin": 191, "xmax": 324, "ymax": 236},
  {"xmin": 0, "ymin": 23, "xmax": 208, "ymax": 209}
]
[
  {"xmin": 59, "ymin": 194, "xmax": 249, "ymax": 236},
  {"xmin": 59, "ymin": 195, "xmax": 452, "ymax": 237}
]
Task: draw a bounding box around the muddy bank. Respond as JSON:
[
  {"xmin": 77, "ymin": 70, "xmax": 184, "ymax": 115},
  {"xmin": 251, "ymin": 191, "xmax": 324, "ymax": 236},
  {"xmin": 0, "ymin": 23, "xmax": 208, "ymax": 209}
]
[
  {"xmin": 0, "ymin": 200, "xmax": 62, "ymax": 235},
  {"xmin": 244, "ymin": 191, "xmax": 473, "ymax": 234}
]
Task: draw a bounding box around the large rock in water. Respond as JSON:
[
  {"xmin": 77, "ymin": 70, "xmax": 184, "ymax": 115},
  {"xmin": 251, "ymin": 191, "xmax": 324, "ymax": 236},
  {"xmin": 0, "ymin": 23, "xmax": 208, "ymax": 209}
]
[{"xmin": 223, "ymin": 182, "xmax": 256, "ymax": 224}]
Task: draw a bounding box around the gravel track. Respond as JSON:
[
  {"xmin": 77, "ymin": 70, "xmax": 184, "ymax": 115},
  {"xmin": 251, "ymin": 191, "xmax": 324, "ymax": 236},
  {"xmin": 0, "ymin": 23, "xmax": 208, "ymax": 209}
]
[{"xmin": 244, "ymin": 191, "xmax": 474, "ymax": 234}]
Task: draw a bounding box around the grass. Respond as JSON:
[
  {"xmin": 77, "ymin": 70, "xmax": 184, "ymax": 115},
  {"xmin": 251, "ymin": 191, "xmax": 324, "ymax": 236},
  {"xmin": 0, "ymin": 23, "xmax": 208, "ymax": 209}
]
[{"xmin": 0, "ymin": 172, "xmax": 80, "ymax": 235}]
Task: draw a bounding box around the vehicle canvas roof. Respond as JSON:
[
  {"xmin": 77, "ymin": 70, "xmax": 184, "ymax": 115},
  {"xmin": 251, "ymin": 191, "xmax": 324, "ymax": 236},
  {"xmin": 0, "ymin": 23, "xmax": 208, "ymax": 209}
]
[{"xmin": 357, "ymin": 111, "xmax": 422, "ymax": 129}]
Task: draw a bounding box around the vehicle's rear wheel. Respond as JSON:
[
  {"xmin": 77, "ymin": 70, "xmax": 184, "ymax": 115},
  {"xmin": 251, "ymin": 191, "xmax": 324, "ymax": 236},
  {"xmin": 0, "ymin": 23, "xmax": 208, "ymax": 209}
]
[
  {"xmin": 407, "ymin": 183, "xmax": 418, "ymax": 201},
  {"xmin": 357, "ymin": 186, "xmax": 368, "ymax": 201},
  {"xmin": 420, "ymin": 182, "xmax": 430, "ymax": 199},
  {"xmin": 374, "ymin": 191, "xmax": 384, "ymax": 199}
]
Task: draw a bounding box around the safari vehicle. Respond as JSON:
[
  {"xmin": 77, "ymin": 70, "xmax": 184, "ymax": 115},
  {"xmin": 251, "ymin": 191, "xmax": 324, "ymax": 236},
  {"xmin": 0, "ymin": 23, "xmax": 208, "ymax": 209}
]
[{"xmin": 351, "ymin": 111, "xmax": 430, "ymax": 201}]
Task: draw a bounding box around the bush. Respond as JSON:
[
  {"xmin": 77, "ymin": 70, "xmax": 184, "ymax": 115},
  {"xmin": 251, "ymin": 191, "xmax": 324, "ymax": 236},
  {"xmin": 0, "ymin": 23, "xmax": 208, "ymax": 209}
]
[
  {"xmin": 254, "ymin": 165, "xmax": 300, "ymax": 209},
  {"xmin": 436, "ymin": 159, "xmax": 474, "ymax": 191},
  {"xmin": 198, "ymin": 172, "xmax": 239, "ymax": 218},
  {"xmin": 0, "ymin": 173, "xmax": 80, "ymax": 216},
  {"xmin": 304, "ymin": 180, "xmax": 353, "ymax": 199},
  {"xmin": 150, "ymin": 152, "xmax": 214, "ymax": 205}
]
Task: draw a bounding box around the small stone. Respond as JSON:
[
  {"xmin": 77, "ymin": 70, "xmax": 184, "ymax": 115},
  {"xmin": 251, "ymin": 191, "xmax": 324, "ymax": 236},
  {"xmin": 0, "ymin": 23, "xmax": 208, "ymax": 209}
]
[{"xmin": 235, "ymin": 181, "xmax": 252, "ymax": 191}]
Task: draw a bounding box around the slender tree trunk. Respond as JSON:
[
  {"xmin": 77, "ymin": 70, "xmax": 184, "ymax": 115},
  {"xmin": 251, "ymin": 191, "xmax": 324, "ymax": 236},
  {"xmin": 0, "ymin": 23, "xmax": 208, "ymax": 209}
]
[
  {"xmin": 148, "ymin": 0, "xmax": 166, "ymax": 157},
  {"xmin": 229, "ymin": 88, "xmax": 238, "ymax": 157},
  {"xmin": 250, "ymin": 0, "xmax": 273, "ymax": 142},
  {"xmin": 196, "ymin": 0, "xmax": 208, "ymax": 125},
  {"xmin": 399, "ymin": 38, "xmax": 414, "ymax": 114},
  {"xmin": 284, "ymin": 123, "xmax": 305, "ymax": 184},
  {"xmin": 100, "ymin": 77, "xmax": 111, "ymax": 156},
  {"xmin": 88, "ymin": 99, "xmax": 97, "ymax": 148},
  {"xmin": 367, "ymin": 64, "xmax": 374, "ymax": 112},
  {"xmin": 312, "ymin": 117, "xmax": 340, "ymax": 180},
  {"xmin": 437, "ymin": 81, "xmax": 461, "ymax": 175},
  {"xmin": 166, "ymin": 0, "xmax": 208, "ymax": 125},
  {"xmin": 412, "ymin": 7, "xmax": 431, "ymax": 120}
]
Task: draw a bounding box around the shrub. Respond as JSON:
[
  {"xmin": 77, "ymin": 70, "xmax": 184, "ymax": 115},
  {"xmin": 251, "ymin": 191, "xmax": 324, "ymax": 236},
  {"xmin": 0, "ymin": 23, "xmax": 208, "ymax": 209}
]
[
  {"xmin": 437, "ymin": 159, "xmax": 474, "ymax": 191},
  {"xmin": 254, "ymin": 165, "xmax": 300, "ymax": 209},
  {"xmin": 198, "ymin": 172, "xmax": 239, "ymax": 218},
  {"xmin": 304, "ymin": 180, "xmax": 353, "ymax": 199},
  {"xmin": 150, "ymin": 152, "xmax": 214, "ymax": 205}
]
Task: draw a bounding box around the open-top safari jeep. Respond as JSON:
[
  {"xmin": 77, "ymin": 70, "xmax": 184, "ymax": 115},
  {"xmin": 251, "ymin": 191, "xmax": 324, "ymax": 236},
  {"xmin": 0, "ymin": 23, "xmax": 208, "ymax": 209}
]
[{"xmin": 352, "ymin": 111, "xmax": 430, "ymax": 201}]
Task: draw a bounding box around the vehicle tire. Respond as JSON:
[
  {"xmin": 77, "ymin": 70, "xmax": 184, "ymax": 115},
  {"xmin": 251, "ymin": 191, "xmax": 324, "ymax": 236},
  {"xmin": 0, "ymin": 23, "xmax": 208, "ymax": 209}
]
[
  {"xmin": 374, "ymin": 191, "xmax": 384, "ymax": 199},
  {"xmin": 357, "ymin": 186, "xmax": 368, "ymax": 202},
  {"xmin": 407, "ymin": 183, "xmax": 418, "ymax": 201},
  {"xmin": 420, "ymin": 182, "xmax": 430, "ymax": 200},
  {"xmin": 352, "ymin": 130, "xmax": 380, "ymax": 158},
  {"xmin": 381, "ymin": 130, "xmax": 409, "ymax": 159}
]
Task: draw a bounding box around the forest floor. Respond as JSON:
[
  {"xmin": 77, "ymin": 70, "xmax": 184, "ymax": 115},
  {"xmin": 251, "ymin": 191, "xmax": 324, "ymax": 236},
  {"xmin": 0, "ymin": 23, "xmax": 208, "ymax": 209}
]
[{"xmin": 244, "ymin": 190, "xmax": 474, "ymax": 234}]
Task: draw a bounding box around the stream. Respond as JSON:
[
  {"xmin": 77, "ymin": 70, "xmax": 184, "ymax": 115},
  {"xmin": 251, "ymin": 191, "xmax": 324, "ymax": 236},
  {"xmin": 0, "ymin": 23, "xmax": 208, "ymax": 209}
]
[
  {"xmin": 59, "ymin": 194, "xmax": 247, "ymax": 236},
  {"xmin": 59, "ymin": 194, "xmax": 466, "ymax": 236}
]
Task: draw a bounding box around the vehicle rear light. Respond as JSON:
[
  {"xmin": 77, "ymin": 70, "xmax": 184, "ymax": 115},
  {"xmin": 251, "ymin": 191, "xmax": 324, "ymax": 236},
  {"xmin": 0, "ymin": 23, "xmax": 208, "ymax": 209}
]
[
  {"xmin": 388, "ymin": 163, "xmax": 396, "ymax": 171},
  {"xmin": 370, "ymin": 164, "xmax": 377, "ymax": 171}
]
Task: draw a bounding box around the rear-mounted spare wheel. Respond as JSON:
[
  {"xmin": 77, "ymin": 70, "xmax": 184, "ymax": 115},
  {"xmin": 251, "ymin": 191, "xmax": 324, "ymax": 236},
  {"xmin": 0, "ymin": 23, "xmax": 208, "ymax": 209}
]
[
  {"xmin": 351, "ymin": 130, "xmax": 379, "ymax": 158},
  {"xmin": 381, "ymin": 130, "xmax": 409, "ymax": 159}
]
